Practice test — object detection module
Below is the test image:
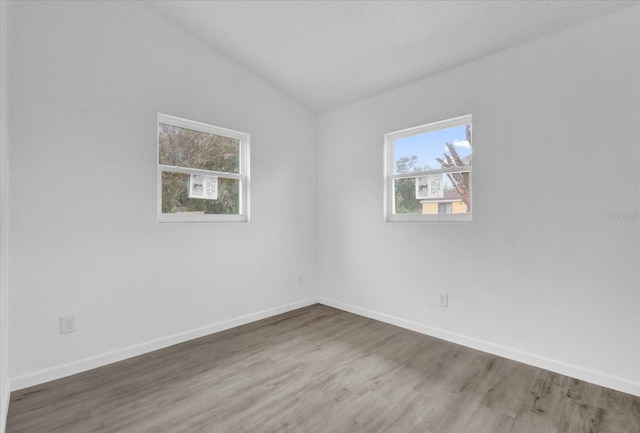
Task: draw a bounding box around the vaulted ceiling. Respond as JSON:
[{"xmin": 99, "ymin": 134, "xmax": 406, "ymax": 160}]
[{"xmin": 147, "ymin": 1, "xmax": 638, "ymax": 113}]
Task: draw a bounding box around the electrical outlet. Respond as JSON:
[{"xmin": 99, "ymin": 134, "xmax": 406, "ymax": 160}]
[
  {"xmin": 59, "ymin": 315, "xmax": 75, "ymax": 335},
  {"xmin": 439, "ymin": 293, "xmax": 449, "ymax": 308}
]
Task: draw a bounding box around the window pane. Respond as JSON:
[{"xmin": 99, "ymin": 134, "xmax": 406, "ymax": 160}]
[
  {"xmin": 393, "ymin": 124, "xmax": 471, "ymax": 174},
  {"xmin": 158, "ymin": 123, "xmax": 240, "ymax": 173},
  {"xmin": 394, "ymin": 177, "xmax": 422, "ymax": 214},
  {"xmin": 395, "ymin": 172, "xmax": 470, "ymax": 215},
  {"xmin": 420, "ymin": 172, "xmax": 470, "ymax": 215},
  {"xmin": 161, "ymin": 172, "xmax": 240, "ymax": 215}
]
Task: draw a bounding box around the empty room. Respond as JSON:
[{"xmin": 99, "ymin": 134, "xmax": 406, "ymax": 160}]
[{"xmin": 0, "ymin": 0, "xmax": 639, "ymax": 432}]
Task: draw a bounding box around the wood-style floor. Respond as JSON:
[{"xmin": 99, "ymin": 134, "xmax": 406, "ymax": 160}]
[{"xmin": 7, "ymin": 305, "xmax": 640, "ymax": 433}]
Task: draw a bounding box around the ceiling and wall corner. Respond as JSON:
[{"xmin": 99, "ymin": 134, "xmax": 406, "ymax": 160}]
[{"xmin": 146, "ymin": 0, "xmax": 639, "ymax": 113}]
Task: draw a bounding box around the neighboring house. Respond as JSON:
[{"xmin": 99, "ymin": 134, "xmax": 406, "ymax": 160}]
[
  {"xmin": 418, "ymin": 153, "xmax": 471, "ymax": 215},
  {"xmin": 421, "ymin": 189, "xmax": 468, "ymax": 214}
]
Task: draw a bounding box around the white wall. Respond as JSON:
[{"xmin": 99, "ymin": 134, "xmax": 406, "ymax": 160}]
[
  {"xmin": 317, "ymin": 7, "xmax": 640, "ymax": 396},
  {"xmin": 0, "ymin": 1, "xmax": 10, "ymax": 429},
  {"xmin": 7, "ymin": 1, "xmax": 317, "ymax": 386}
]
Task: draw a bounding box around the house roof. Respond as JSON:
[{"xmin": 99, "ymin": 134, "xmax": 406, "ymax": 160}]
[{"xmin": 420, "ymin": 190, "xmax": 463, "ymax": 202}]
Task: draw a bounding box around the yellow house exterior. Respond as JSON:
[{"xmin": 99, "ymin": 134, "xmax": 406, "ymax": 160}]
[
  {"xmin": 420, "ymin": 190, "xmax": 468, "ymax": 215},
  {"xmin": 422, "ymin": 200, "xmax": 467, "ymax": 215}
]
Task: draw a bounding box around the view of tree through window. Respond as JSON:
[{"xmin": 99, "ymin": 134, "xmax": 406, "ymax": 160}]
[
  {"xmin": 160, "ymin": 172, "xmax": 240, "ymax": 215},
  {"xmin": 157, "ymin": 115, "xmax": 249, "ymax": 222},
  {"xmin": 393, "ymin": 156, "xmax": 423, "ymax": 213},
  {"xmin": 158, "ymin": 124, "xmax": 239, "ymax": 173}
]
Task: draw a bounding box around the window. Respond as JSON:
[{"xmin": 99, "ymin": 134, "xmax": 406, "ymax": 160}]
[
  {"xmin": 384, "ymin": 115, "xmax": 472, "ymax": 222},
  {"xmin": 438, "ymin": 202, "xmax": 452, "ymax": 214},
  {"xmin": 157, "ymin": 114, "xmax": 250, "ymax": 222}
]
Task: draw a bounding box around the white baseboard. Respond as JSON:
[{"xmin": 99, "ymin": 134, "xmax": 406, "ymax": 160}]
[
  {"xmin": 1, "ymin": 381, "xmax": 8, "ymax": 433},
  {"xmin": 10, "ymin": 297, "xmax": 319, "ymax": 391},
  {"xmin": 318, "ymin": 297, "xmax": 640, "ymax": 397},
  {"xmin": 10, "ymin": 296, "xmax": 639, "ymax": 398}
]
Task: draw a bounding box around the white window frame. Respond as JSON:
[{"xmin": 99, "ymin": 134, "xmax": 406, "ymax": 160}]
[
  {"xmin": 157, "ymin": 113, "xmax": 250, "ymax": 223},
  {"xmin": 384, "ymin": 114, "xmax": 472, "ymax": 222}
]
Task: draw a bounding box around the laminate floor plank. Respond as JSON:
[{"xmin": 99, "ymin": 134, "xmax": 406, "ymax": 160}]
[
  {"xmin": 459, "ymin": 405, "xmax": 515, "ymax": 433},
  {"xmin": 7, "ymin": 305, "xmax": 640, "ymax": 433},
  {"xmin": 597, "ymin": 387, "xmax": 640, "ymax": 432}
]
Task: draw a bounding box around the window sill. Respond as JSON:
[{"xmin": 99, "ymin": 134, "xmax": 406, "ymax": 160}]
[
  {"xmin": 158, "ymin": 214, "xmax": 249, "ymax": 223},
  {"xmin": 385, "ymin": 213, "xmax": 472, "ymax": 223}
]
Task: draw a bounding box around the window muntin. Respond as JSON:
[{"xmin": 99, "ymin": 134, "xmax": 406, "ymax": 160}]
[
  {"xmin": 385, "ymin": 115, "xmax": 472, "ymax": 222},
  {"xmin": 157, "ymin": 114, "xmax": 249, "ymax": 222}
]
